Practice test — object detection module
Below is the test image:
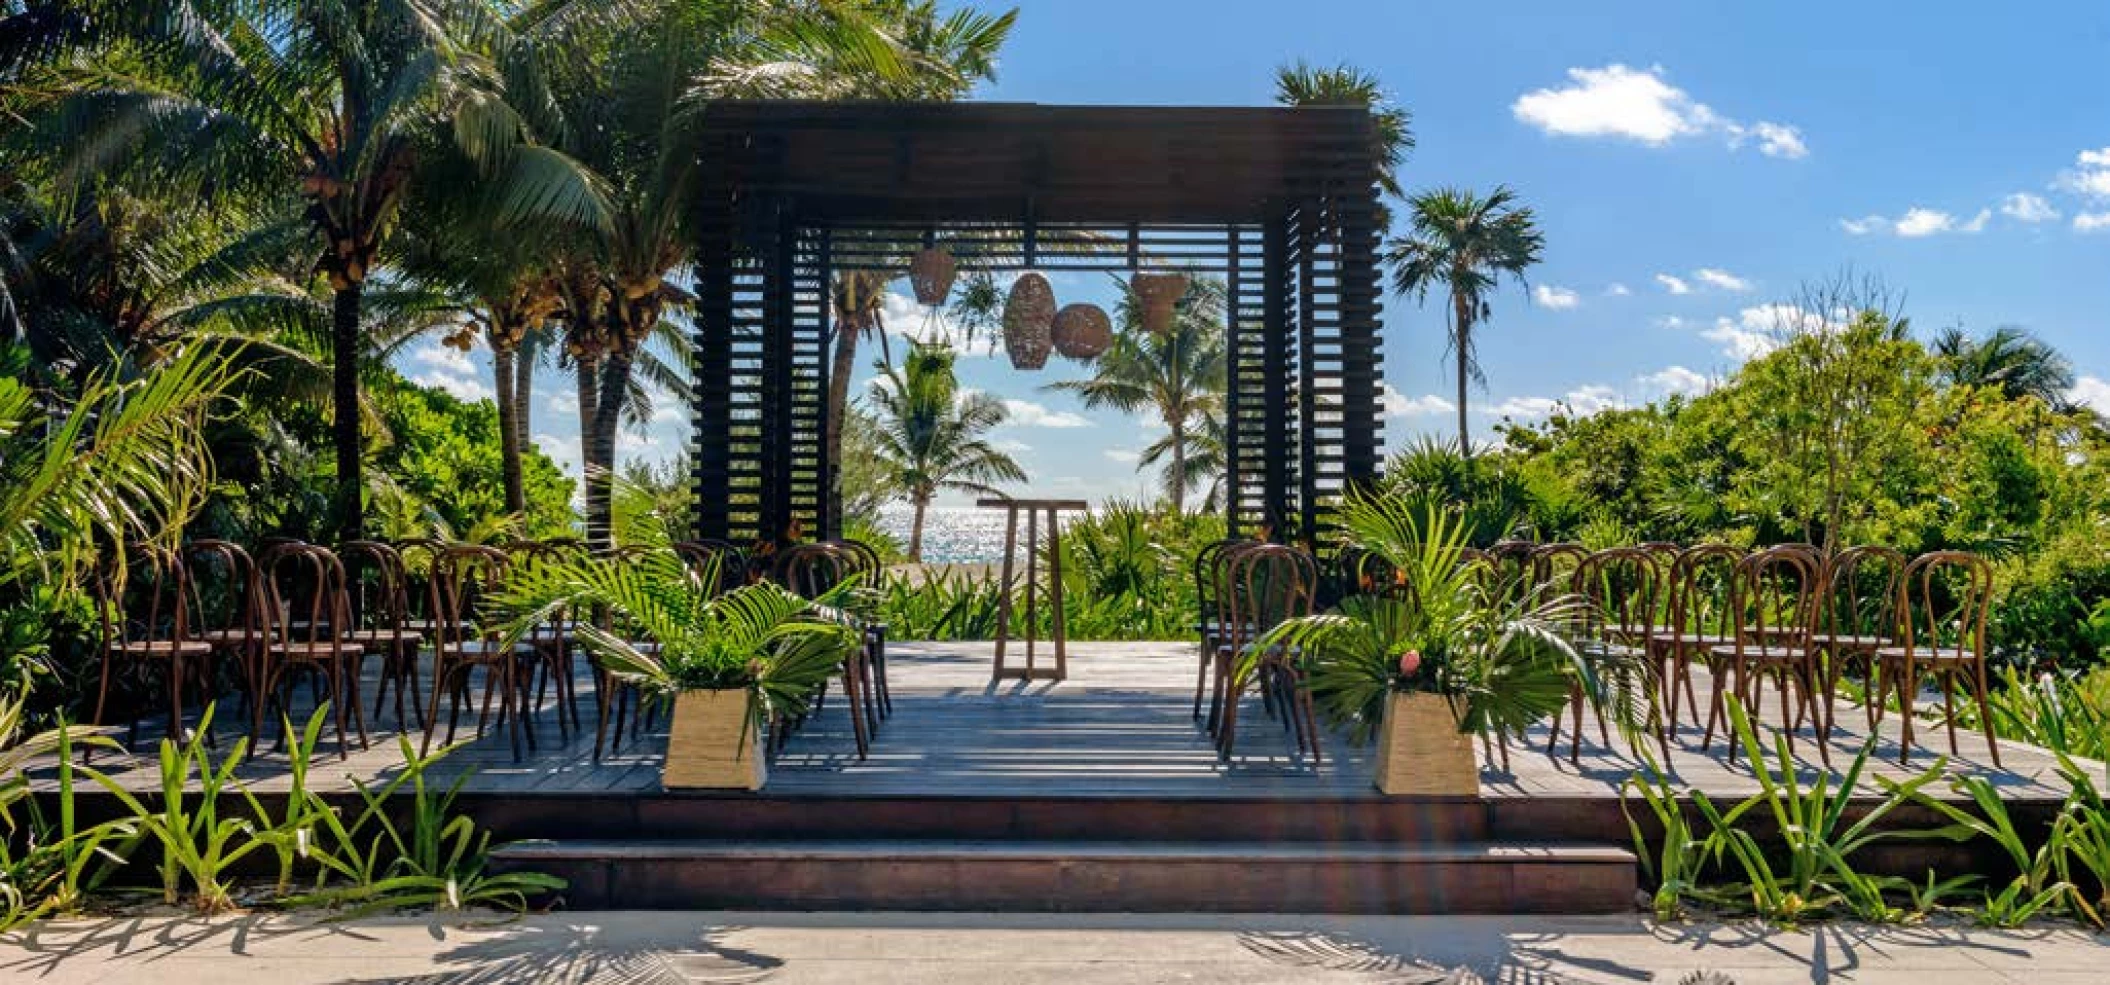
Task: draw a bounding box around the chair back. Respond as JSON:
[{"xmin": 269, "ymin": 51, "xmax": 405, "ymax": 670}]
[
  {"xmin": 674, "ymin": 540, "xmax": 748, "ymax": 595},
  {"xmin": 94, "ymin": 545, "xmax": 195, "ymax": 651},
  {"xmin": 774, "ymin": 543, "xmax": 854, "ymax": 601},
  {"xmin": 1221, "ymin": 544, "xmax": 1317, "ymax": 653},
  {"xmin": 1729, "ymin": 545, "xmax": 1821, "ymax": 658},
  {"xmin": 184, "ymin": 539, "xmax": 259, "ymax": 644},
  {"xmin": 1530, "ymin": 542, "xmax": 1590, "ymax": 593},
  {"xmin": 1576, "ymin": 547, "xmax": 1664, "ymax": 646},
  {"xmin": 339, "ymin": 541, "xmax": 410, "ymax": 641},
  {"xmin": 429, "ymin": 545, "xmax": 509, "ymax": 658},
  {"xmin": 1822, "ymin": 545, "xmax": 1906, "ymax": 643},
  {"xmin": 1896, "ymin": 551, "xmax": 1993, "ymax": 663},
  {"xmin": 261, "ymin": 544, "xmax": 350, "ymax": 658},
  {"xmin": 1668, "ymin": 543, "xmax": 1742, "ymax": 643}
]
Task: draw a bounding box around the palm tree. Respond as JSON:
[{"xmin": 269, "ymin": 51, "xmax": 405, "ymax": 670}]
[
  {"xmin": 1933, "ymin": 325, "xmax": 2078, "ymax": 411},
  {"xmin": 29, "ymin": 1, "xmax": 600, "ymax": 539},
  {"xmin": 1273, "ymin": 61, "xmax": 1413, "ymax": 200},
  {"xmin": 1046, "ymin": 280, "xmax": 1227, "ymax": 514},
  {"xmin": 867, "ymin": 341, "xmax": 1025, "ymax": 561},
  {"xmin": 1387, "ymin": 186, "xmax": 1545, "ymax": 457}
]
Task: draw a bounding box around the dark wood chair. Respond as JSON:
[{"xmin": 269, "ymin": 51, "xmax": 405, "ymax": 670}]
[
  {"xmin": 1191, "ymin": 537, "xmax": 1253, "ymax": 724},
  {"xmin": 257, "ymin": 544, "xmax": 367, "ymax": 758},
  {"xmin": 421, "ymin": 545, "xmax": 533, "ymax": 760},
  {"xmin": 1817, "ymin": 545, "xmax": 1906, "ymax": 733},
  {"xmin": 1875, "ymin": 551, "xmax": 2000, "ymax": 767},
  {"xmin": 1213, "ymin": 544, "xmax": 1319, "ymax": 762},
  {"xmin": 1654, "ymin": 543, "xmax": 1742, "ymax": 744},
  {"xmin": 504, "ymin": 539, "xmax": 588, "ymax": 738},
  {"xmin": 773, "ymin": 542, "xmax": 875, "ymax": 758},
  {"xmin": 183, "ymin": 540, "xmax": 262, "ymax": 732},
  {"xmin": 1554, "ymin": 547, "xmax": 1664, "ymax": 764},
  {"xmin": 91, "ymin": 546, "xmax": 216, "ymax": 749},
  {"xmin": 1706, "ymin": 546, "xmax": 1831, "ymax": 767},
  {"xmin": 339, "ymin": 541, "xmax": 425, "ymax": 729}
]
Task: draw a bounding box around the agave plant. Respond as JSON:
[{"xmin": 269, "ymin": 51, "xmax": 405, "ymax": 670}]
[
  {"xmin": 1254, "ymin": 492, "xmax": 1647, "ymax": 745},
  {"xmin": 495, "ymin": 549, "xmax": 854, "ymax": 720}
]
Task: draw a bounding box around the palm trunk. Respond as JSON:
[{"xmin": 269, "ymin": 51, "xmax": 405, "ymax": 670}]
[
  {"xmin": 513, "ymin": 341, "xmax": 534, "ymax": 470},
  {"xmin": 494, "ymin": 346, "xmax": 523, "ymax": 516},
  {"xmin": 331, "ymin": 282, "xmax": 366, "ymax": 540},
  {"xmin": 586, "ymin": 347, "xmax": 634, "ymax": 552},
  {"xmin": 1169, "ymin": 420, "xmax": 1187, "ymax": 515},
  {"xmin": 825, "ymin": 314, "xmax": 861, "ymax": 526},
  {"xmin": 1452, "ymin": 290, "xmax": 1473, "ymax": 459},
  {"xmin": 908, "ymin": 492, "xmax": 929, "ymax": 562}
]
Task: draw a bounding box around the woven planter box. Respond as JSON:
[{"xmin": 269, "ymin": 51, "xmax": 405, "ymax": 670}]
[
  {"xmin": 1003, "ymin": 272, "xmax": 1056, "ymax": 370},
  {"xmin": 908, "ymin": 246, "xmax": 957, "ymax": 306},
  {"xmin": 1372, "ymin": 691, "xmax": 1479, "ymax": 797},
  {"xmin": 1130, "ymin": 272, "xmax": 1189, "ymax": 334},
  {"xmin": 1051, "ymin": 303, "xmax": 1112, "ymax": 361},
  {"xmin": 662, "ymin": 688, "xmax": 767, "ymax": 791}
]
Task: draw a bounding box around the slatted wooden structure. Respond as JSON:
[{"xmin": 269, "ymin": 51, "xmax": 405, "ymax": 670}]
[{"xmin": 690, "ymin": 102, "xmax": 1387, "ymax": 545}]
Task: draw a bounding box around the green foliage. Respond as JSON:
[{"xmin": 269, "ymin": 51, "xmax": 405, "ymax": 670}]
[
  {"xmin": 366, "ymin": 374, "xmax": 575, "ymax": 540},
  {"xmin": 867, "ymin": 341, "xmax": 1027, "ymax": 559}
]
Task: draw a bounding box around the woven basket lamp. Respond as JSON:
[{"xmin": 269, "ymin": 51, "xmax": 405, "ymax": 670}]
[
  {"xmin": 1003, "ymin": 272, "xmax": 1056, "ymax": 370},
  {"xmin": 1130, "ymin": 272, "xmax": 1189, "ymax": 334},
  {"xmin": 1051, "ymin": 303, "xmax": 1113, "ymax": 361},
  {"xmin": 908, "ymin": 246, "xmax": 957, "ymax": 307}
]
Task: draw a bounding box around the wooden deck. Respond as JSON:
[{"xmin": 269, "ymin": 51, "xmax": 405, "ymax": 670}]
[{"xmin": 42, "ymin": 640, "xmax": 2081, "ymax": 803}]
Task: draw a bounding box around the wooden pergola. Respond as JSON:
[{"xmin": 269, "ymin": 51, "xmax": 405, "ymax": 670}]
[{"xmin": 689, "ymin": 101, "xmax": 1387, "ymax": 547}]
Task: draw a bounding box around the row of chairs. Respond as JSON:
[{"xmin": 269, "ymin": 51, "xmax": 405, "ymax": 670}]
[
  {"xmin": 1188, "ymin": 537, "xmax": 2001, "ymax": 771},
  {"xmin": 89, "ymin": 535, "xmax": 889, "ymax": 764}
]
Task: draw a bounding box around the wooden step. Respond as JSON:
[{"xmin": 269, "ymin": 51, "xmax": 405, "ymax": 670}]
[{"xmin": 492, "ymin": 838, "xmax": 1638, "ymax": 914}]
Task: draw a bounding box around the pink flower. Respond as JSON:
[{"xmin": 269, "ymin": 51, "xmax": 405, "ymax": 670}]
[{"xmin": 1397, "ymin": 649, "xmax": 1422, "ymax": 678}]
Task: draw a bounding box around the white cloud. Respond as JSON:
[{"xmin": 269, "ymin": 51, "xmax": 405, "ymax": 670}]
[
  {"xmin": 405, "ymin": 342, "xmax": 491, "ymax": 402},
  {"xmin": 1841, "ymin": 206, "xmax": 1989, "ymax": 238},
  {"xmin": 1654, "ymin": 273, "xmax": 1691, "ymax": 295},
  {"xmin": 1381, "ymin": 383, "xmax": 1455, "ymax": 418},
  {"xmin": 1702, "ymin": 323, "xmax": 1775, "ymax": 361},
  {"xmin": 1642, "ymin": 365, "xmax": 1711, "ymax": 397},
  {"xmin": 532, "ymin": 431, "xmax": 581, "ymax": 472},
  {"xmin": 1483, "ymin": 385, "xmax": 1623, "ymax": 420},
  {"xmin": 2071, "ymin": 377, "xmax": 2110, "ymax": 415},
  {"xmin": 1511, "ymin": 63, "xmax": 1805, "ymax": 159},
  {"xmin": 991, "ymin": 438, "xmax": 1033, "ymax": 455},
  {"xmin": 1001, "ymin": 398, "xmax": 1089, "ymax": 428},
  {"xmin": 2058, "ymin": 147, "xmax": 2110, "ymax": 200},
  {"xmin": 1532, "ymin": 284, "xmax": 1581, "ymax": 310},
  {"xmin": 2074, "ymin": 212, "xmax": 2110, "ymax": 233},
  {"xmin": 2001, "ymin": 192, "xmax": 2060, "ymax": 222},
  {"xmin": 1692, "ymin": 268, "xmax": 1752, "ymax": 292},
  {"xmin": 1740, "ymin": 121, "xmax": 1809, "ymax": 160},
  {"xmin": 878, "ymin": 290, "xmax": 994, "ymax": 357},
  {"xmin": 1654, "ymin": 316, "xmax": 1688, "ymax": 329},
  {"xmin": 1103, "ymin": 448, "xmax": 1141, "ymax": 464},
  {"xmin": 1606, "ymin": 283, "xmax": 1631, "ymax": 297}
]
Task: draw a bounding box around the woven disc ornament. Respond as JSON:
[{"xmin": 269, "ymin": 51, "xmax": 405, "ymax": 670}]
[
  {"xmin": 1130, "ymin": 272, "xmax": 1190, "ymax": 334},
  {"xmin": 1051, "ymin": 303, "xmax": 1113, "ymax": 361},
  {"xmin": 1003, "ymin": 272, "xmax": 1056, "ymax": 370},
  {"xmin": 908, "ymin": 246, "xmax": 957, "ymax": 307}
]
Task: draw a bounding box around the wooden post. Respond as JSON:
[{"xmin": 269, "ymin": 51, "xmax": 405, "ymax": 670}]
[{"xmin": 978, "ymin": 498, "xmax": 1086, "ymax": 683}]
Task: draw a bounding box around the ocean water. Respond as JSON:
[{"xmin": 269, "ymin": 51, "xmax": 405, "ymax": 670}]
[{"xmin": 872, "ymin": 504, "xmax": 1059, "ymax": 564}]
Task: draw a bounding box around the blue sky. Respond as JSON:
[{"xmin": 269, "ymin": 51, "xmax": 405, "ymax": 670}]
[{"xmin": 400, "ymin": 1, "xmax": 2110, "ymax": 507}]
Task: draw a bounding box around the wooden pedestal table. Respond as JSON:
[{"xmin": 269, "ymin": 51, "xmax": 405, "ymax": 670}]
[{"xmin": 977, "ymin": 498, "xmax": 1088, "ymax": 683}]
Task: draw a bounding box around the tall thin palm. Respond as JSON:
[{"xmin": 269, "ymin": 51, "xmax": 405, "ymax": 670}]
[
  {"xmin": 867, "ymin": 341, "xmax": 1025, "ymax": 561},
  {"xmin": 1933, "ymin": 326, "xmax": 2078, "ymax": 411},
  {"xmin": 1046, "ymin": 280, "xmax": 1227, "ymax": 514},
  {"xmin": 1387, "ymin": 186, "xmax": 1544, "ymax": 457}
]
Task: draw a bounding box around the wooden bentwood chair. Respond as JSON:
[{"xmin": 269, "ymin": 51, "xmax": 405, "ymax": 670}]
[{"xmin": 1874, "ymin": 551, "xmax": 2000, "ymax": 767}]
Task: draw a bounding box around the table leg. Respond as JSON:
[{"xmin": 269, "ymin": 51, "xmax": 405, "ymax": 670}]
[
  {"xmin": 1048, "ymin": 507, "xmax": 1068, "ymax": 681},
  {"xmin": 992, "ymin": 507, "xmax": 1019, "ymax": 681}
]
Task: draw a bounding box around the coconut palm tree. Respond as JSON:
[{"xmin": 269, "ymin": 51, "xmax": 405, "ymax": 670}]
[
  {"xmin": 1933, "ymin": 325, "xmax": 2078, "ymax": 411},
  {"xmin": 26, "ymin": 0, "xmax": 609, "ymax": 539},
  {"xmin": 1045, "ymin": 280, "xmax": 1228, "ymax": 514},
  {"xmin": 1273, "ymin": 61, "xmax": 1413, "ymax": 200},
  {"xmin": 867, "ymin": 341, "xmax": 1025, "ymax": 561},
  {"xmin": 1387, "ymin": 186, "xmax": 1544, "ymax": 457}
]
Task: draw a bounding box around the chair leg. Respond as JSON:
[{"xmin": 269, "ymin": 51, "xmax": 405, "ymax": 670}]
[
  {"xmin": 1938, "ymin": 671, "xmax": 1962, "ymax": 757},
  {"xmin": 1895, "ymin": 661, "xmax": 1918, "ymax": 766},
  {"xmin": 1972, "ymin": 665, "xmax": 2003, "ymax": 768},
  {"xmin": 167, "ymin": 655, "xmax": 188, "ymax": 744},
  {"xmin": 1192, "ymin": 639, "xmax": 1211, "ymax": 721}
]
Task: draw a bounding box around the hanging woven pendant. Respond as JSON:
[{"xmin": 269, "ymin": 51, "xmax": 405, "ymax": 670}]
[
  {"xmin": 908, "ymin": 246, "xmax": 957, "ymax": 307},
  {"xmin": 1003, "ymin": 272, "xmax": 1056, "ymax": 370},
  {"xmin": 1130, "ymin": 272, "xmax": 1189, "ymax": 334},
  {"xmin": 1051, "ymin": 303, "xmax": 1113, "ymax": 361}
]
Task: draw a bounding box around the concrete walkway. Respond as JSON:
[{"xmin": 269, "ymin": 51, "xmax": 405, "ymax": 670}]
[{"xmin": 1, "ymin": 911, "xmax": 2104, "ymax": 984}]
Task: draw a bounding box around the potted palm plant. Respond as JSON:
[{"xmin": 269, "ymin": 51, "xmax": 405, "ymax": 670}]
[
  {"xmin": 498, "ymin": 549, "xmax": 855, "ymax": 790},
  {"xmin": 1258, "ymin": 495, "xmax": 1641, "ymax": 796}
]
